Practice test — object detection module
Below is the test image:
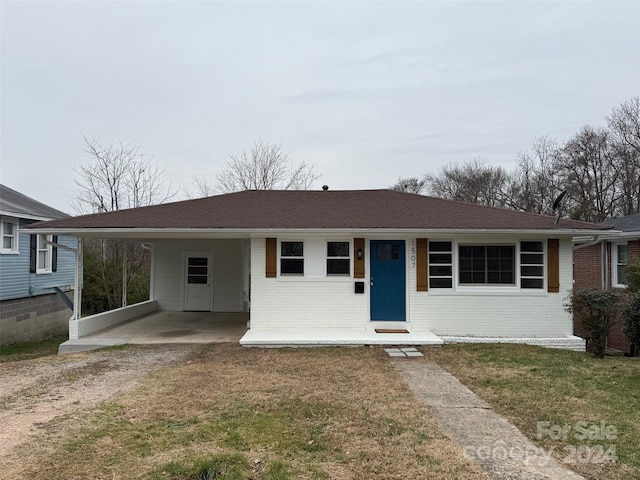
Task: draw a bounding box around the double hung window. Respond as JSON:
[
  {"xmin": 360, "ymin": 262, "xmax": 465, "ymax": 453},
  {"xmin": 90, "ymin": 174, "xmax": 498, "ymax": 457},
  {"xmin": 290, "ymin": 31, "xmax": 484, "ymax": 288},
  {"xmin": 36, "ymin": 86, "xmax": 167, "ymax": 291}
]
[
  {"xmin": 327, "ymin": 241, "xmax": 350, "ymax": 275},
  {"xmin": 280, "ymin": 241, "xmax": 304, "ymax": 275}
]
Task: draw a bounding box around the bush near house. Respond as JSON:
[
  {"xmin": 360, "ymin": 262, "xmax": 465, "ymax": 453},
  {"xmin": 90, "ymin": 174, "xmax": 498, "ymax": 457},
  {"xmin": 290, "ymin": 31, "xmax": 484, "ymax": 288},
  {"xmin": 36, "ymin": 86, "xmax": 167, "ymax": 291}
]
[
  {"xmin": 623, "ymin": 257, "xmax": 640, "ymax": 348},
  {"xmin": 566, "ymin": 288, "xmax": 623, "ymax": 358}
]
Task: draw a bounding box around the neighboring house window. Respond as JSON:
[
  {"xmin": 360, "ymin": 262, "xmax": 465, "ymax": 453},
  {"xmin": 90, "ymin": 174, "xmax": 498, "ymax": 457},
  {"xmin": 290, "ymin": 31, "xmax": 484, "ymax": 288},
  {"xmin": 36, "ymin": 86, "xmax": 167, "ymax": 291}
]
[
  {"xmin": 37, "ymin": 234, "xmax": 53, "ymax": 273},
  {"xmin": 428, "ymin": 241, "xmax": 453, "ymax": 288},
  {"xmin": 327, "ymin": 241, "xmax": 350, "ymax": 275},
  {"xmin": 459, "ymin": 245, "xmax": 515, "ymax": 285},
  {"xmin": 0, "ymin": 218, "xmax": 18, "ymax": 253},
  {"xmin": 613, "ymin": 243, "xmax": 628, "ymax": 287},
  {"xmin": 520, "ymin": 241, "xmax": 545, "ymax": 289},
  {"xmin": 280, "ymin": 241, "xmax": 304, "ymax": 275}
]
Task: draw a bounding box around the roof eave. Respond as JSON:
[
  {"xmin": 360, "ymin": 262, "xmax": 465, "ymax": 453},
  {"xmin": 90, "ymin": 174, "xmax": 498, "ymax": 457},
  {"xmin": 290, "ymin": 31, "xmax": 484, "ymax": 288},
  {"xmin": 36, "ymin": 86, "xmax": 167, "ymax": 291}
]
[{"xmin": 22, "ymin": 226, "xmax": 611, "ymax": 239}]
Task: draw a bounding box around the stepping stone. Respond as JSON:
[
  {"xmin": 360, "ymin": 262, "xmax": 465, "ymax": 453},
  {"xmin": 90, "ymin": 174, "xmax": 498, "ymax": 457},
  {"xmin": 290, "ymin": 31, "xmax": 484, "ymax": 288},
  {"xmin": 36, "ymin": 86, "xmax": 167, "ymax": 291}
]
[{"xmin": 405, "ymin": 351, "xmax": 424, "ymax": 358}]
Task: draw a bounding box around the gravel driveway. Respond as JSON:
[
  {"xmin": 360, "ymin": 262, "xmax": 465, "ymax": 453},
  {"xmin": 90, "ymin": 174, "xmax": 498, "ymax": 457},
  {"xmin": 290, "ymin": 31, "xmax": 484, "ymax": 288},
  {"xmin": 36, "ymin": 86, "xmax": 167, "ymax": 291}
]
[{"xmin": 0, "ymin": 344, "xmax": 195, "ymax": 474}]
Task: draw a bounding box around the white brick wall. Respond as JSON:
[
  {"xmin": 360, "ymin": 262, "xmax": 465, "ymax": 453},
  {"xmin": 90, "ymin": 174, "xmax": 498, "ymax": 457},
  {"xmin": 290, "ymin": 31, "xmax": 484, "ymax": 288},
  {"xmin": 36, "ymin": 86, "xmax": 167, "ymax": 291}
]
[{"xmin": 250, "ymin": 235, "xmax": 575, "ymax": 337}]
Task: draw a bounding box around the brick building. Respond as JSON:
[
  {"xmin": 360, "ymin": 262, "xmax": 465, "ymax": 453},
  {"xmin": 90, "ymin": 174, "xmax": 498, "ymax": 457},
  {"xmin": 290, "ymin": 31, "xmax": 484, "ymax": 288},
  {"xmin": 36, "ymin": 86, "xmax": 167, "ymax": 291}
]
[{"xmin": 574, "ymin": 212, "xmax": 640, "ymax": 355}]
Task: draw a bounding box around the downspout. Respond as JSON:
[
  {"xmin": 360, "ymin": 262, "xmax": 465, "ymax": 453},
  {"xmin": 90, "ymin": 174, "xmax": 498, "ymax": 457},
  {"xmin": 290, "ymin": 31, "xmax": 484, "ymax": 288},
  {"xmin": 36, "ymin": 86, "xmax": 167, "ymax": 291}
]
[{"xmin": 601, "ymin": 240, "xmax": 608, "ymax": 289}]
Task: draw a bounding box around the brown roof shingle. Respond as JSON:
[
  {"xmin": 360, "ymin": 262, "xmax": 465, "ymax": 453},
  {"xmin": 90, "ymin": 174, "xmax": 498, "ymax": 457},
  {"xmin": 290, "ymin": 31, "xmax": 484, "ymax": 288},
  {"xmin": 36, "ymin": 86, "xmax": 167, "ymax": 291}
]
[{"xmin": 29, "ymin": 189, "xmax": 604, "ymax": 231}]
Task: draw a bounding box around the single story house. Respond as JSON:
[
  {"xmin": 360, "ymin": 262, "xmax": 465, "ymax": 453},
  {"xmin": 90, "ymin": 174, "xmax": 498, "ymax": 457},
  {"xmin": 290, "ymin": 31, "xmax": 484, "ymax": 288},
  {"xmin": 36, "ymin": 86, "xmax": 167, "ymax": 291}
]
[
  {"xmin": 27, "ymin": 189, "xmax": 610, "ymax": 350},
  {"xmin": 574, "ymin": 211, "xmax": 640, "ymax": 355},
  {"xmin": 0, "ymin": 184, "xmax": 77, "ymax": 345}
]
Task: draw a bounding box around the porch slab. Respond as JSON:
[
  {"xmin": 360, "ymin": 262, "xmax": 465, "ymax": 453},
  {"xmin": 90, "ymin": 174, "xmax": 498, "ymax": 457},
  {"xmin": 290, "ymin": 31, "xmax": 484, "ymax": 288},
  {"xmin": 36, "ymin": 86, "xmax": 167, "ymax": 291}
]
[{"xmin": 240, "ymin": 329, "xmax": 444, "ymax": 347}]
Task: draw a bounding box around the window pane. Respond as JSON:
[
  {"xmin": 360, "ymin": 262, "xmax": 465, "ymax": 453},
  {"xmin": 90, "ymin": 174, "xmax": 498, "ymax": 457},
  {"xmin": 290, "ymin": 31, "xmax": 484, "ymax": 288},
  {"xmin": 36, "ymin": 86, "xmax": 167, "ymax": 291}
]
[
  {"xmin": 188, "ymin": 266, "xmax": 208, "ymax": 275},
  {"xmin": 281, "ymin": 242, "xmax": 303, "ymax": 257},
  {"xmin": 521, "ymin": 278, "xmax": 544, "ymax": 289},
  {"xmin": 187, "ymin": 275, "xmax": 208, "ymax": 284},
  {"xmin": 327, "ymin": 242, "xmax": 349, "ymax": 257},
  {"xmin": 3, "ymin": 237, "xmax": 13, "ymax": 249},
  {"xmin": 327, "ymin": 259, "xmax": 350, "ymax": 275},
  {"xmin": 3, "ymin": 222, "xmax": 13, "ymax": 235},
  {"xmin": 521, "ymin": 266, "xmax": 544, "ymax": 277},
  {"xmin": 429, "ymin": 265, "xmax": 452, "ymax": 276},
  {"xmin": 521, "ymin": 241, "xmax": 543, "ymax": 252},
  {"xmin": 188, "ymin": 257, "xmax": 208, "ymax": 266},
  {"xmin": 459, "ymin": 271, "xmax": 472, "ymax": 283},
  {"xmin": 472, "ymin": 272, "xmax": 485, "ymax": 283},
  {"xmin": 618, "ymin": 245, "xmax": 628, "ymax": 264},
  {"xmin": 521, "ymin": 253, "xmax": 543, "ymax": 265},
  {"xmin": 38, "ymin": 251, "xmax": 48, "ymax": 268},
  {"xmin": 429, "ymin": 253, "xmax": 452, "ymax": 264},
  {"xmin": 430, "ymin": 278, "xmax": 452, "ymax": 288},
  {"xmin": 281, "ymin": 258, "xmax": 304, "ymax": 274},
  {"xmin": 618, "ymin": 265, "xmax": 627, "ymax": 285},
  {"xmin": 429, "ymin": 241, "xmax": 451, "ymax": 252}
]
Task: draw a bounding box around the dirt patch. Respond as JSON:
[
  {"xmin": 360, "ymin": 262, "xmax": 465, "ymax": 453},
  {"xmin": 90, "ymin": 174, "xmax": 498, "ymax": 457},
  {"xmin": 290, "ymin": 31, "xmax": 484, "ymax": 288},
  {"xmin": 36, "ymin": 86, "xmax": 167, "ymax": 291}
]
[{"xmin": 0, "ymin": 344, "xmax": 194, "ymax": 472}]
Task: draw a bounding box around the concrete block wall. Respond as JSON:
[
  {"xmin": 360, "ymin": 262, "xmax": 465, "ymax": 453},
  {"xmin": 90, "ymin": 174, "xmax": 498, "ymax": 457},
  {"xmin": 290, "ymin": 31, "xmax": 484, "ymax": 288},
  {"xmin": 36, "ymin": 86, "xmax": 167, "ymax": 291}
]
[{"xmin": 0, "ymin": 292, "xmax": 72, "ymax": 345}]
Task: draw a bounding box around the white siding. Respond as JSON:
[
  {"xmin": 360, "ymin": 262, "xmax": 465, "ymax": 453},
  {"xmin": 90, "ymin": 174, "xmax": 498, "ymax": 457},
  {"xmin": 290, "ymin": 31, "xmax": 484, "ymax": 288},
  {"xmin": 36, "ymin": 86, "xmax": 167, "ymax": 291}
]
[
  {"xmin": 250, "ymin": 235, "xmax": 575, "ymax": 337},
  {"xmin": 153, "ymin": 239, "xmax": 243, "ymax": 312}
]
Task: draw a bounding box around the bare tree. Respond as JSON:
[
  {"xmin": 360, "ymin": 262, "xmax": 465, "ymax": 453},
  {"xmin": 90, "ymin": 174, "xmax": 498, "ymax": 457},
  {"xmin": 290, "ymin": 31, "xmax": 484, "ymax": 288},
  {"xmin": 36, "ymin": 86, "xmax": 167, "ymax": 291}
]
[
  {"xmin": 216, "ymin": 139, "xmax": 319, "ymax": 193},
  {"xmin": 557, "ymin": 126, "xmax": 620, "ymax": 222},
  {"xmin": 73, "ymin": 136, "xmax": 175, "ymax": 314},
  {"xmin": 607, "ymin": 97, "xmax": 640, "ymax": 215},
  {"xmin": 73, "ymin": 136, "xmax": 175, "ymax": 213},
  {"xmin": 390, "ymin": 177, "xmax": 427, "ymax": 194},
  {"xmin": 425, "ymin": 158, "xmax": 510, "ymax": 207},
  {"xmin": 506, "ymin": 136, "xmax": 563, "ymax": 215}
]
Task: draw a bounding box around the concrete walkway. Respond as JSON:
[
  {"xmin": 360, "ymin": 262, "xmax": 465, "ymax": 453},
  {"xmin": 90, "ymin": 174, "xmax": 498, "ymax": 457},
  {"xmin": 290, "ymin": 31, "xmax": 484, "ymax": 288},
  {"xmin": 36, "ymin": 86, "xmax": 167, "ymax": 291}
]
[{"xmin": 392, "ymin": 360, "xmax": 584, "ymax": 480}]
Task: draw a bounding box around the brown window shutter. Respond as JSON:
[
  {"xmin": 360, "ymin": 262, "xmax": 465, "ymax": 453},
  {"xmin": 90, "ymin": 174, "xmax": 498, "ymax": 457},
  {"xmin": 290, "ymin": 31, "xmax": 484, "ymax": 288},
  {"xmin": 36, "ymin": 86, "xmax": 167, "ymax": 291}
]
[
  {"xmin": 266, "ymin": 238, "xmax": 277, "ymax": 278},
  {"xmin": 547, "ymin": 239, "xmax": 560, "ymax": 293},
  {"xmin": 354, "ymin": 238, "xmax": 365, "ymax": 278},
  {"xmin": 417, "ymin": 238, "xmax": 428, "ymax": 291}
]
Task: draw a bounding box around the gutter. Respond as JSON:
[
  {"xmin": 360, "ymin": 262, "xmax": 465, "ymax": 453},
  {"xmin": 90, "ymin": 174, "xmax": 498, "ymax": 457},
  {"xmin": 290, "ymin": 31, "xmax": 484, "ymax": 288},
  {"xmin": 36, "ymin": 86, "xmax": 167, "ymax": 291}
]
[{"xmin": 24, "ymin": 226, "xmax": 611, "ymax": 238}]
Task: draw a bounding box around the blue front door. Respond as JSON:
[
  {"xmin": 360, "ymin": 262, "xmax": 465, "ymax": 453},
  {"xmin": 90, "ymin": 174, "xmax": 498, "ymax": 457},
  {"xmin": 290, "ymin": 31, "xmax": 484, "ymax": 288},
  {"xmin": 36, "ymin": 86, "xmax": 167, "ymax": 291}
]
[{"xmin": 370, "ymin": 240, "xmax": 406, "ymax": 321}]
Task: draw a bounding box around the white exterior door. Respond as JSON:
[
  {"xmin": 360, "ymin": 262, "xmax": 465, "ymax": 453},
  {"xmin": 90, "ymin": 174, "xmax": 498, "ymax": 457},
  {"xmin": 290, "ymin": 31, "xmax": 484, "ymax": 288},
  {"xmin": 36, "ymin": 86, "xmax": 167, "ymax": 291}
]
[{"xmin": 184, "ymin": 254, "xmax": 212, "ymax": 311}]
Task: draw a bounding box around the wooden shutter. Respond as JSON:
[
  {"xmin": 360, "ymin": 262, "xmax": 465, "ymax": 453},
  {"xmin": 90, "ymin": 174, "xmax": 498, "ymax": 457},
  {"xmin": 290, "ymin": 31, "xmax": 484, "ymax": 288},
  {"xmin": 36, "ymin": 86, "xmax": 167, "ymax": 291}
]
[
  {"xmin": 265, "ymin": 238, "xmax": 277, "ymax": 278},
  {"xmin": 29, "ymin": 234, "xmax": 37, "ymax": 273},
  {"xmin": 354, "ymin": 238, "xmax": 365, "ymax": 278},
  {"xmin": 417, "ymin": 238, "xmax": 428, "ymax": 291},
  {"xmin": 52, "ymin": 235, "xmax": 58, "ymax": 272},
  {"xmin": 547, "ymin": 239, "xmax": 560, "ymax": 293}
]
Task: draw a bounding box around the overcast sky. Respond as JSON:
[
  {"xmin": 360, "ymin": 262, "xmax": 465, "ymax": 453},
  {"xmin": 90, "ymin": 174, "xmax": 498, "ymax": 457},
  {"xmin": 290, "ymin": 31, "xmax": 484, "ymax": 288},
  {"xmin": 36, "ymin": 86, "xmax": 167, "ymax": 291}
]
[{"xmin": 1, "ymin": 1, "xmax": 638, "ymax": 214}]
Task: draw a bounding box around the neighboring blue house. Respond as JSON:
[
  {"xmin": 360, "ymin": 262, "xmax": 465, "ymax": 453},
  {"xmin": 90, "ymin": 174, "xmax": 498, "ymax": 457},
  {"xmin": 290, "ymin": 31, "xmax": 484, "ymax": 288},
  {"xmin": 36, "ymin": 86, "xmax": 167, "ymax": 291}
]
[{"xmin": 0, "ymin": 184, "xmax": 77, "ymax": 345}]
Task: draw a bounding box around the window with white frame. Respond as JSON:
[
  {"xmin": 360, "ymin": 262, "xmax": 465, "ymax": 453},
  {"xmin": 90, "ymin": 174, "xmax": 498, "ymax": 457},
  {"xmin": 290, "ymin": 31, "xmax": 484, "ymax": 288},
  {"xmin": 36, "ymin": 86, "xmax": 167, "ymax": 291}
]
[
  {"xmin": 459, "ymin": 245, "xmax": 515, "ymax": 285},
  {"xmin": 1, "ymin": 218, "xmax": 18, "ymax": 253},
  {"xmin": 37, "ymin": 234, "xmax": 53, "ymax": 273},
  {"xmin": 613, "ymin": 243, "xmax": 628, "ymax": 287},
  {"xmin": 520, "ymin": 241, "xmax": 545, "ymax": 289},
  {"xmin": 280, "ymin": 241, "xmax": 304, "ymax": 275},
  {"xmin": 327, "ymin": 241, "xmax": 350, "ymax": 275},
  {"xmin": 429, "ymin": 241, "xmax": 453, "ymax": 288}
]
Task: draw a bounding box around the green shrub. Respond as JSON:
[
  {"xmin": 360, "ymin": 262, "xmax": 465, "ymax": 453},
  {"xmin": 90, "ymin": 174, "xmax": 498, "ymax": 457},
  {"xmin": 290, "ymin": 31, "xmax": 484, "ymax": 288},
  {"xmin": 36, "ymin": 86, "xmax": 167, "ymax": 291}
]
[
  {"xmin": 623, "ymin": 294, "xmax": 640, "ymax": 348},
  {"xmin": 565, "ymin": 288, "xmax": 623, "ymax": 358},
  {"xmin": 626, "ymin": 256, "xmax": 640, "ymax": 293}
]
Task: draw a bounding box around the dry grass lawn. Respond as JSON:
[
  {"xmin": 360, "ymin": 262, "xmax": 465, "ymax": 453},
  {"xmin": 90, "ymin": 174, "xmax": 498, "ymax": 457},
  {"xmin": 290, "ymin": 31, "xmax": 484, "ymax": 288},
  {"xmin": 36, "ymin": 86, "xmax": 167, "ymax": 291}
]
[
  {"xmin": 5, "ymin": 344, "xmax": 488, "ymax": 480},
  {"xmin": 427, "ymin": 343, "xmax": 640, "ymax": 480}
]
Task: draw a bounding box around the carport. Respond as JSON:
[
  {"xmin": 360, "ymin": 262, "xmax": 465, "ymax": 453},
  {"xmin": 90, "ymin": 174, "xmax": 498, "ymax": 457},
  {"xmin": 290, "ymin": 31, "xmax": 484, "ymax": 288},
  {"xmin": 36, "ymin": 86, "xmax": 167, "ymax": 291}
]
[{"xmin": 58, "ymin": 311, "xmax": 249, "ymax": 354}]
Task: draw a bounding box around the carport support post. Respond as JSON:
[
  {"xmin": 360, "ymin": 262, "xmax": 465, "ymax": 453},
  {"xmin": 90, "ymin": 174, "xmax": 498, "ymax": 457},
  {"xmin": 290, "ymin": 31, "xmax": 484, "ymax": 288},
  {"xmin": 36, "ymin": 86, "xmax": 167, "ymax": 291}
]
[
  {"xmin": 70, "ymin": 238, "xmax": 83, "ymax": 340},
  {"xmin": 122, "ymin": 241, "xmax": 128, "ymax": 308}
]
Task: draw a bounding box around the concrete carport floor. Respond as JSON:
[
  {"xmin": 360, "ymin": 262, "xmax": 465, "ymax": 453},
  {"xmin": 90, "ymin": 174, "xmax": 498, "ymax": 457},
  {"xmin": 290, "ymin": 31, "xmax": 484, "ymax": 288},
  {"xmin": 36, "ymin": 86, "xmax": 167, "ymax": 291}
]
[{"xmin": 59, "ymin": 311, "xmax": 248, "ymax": 354}]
